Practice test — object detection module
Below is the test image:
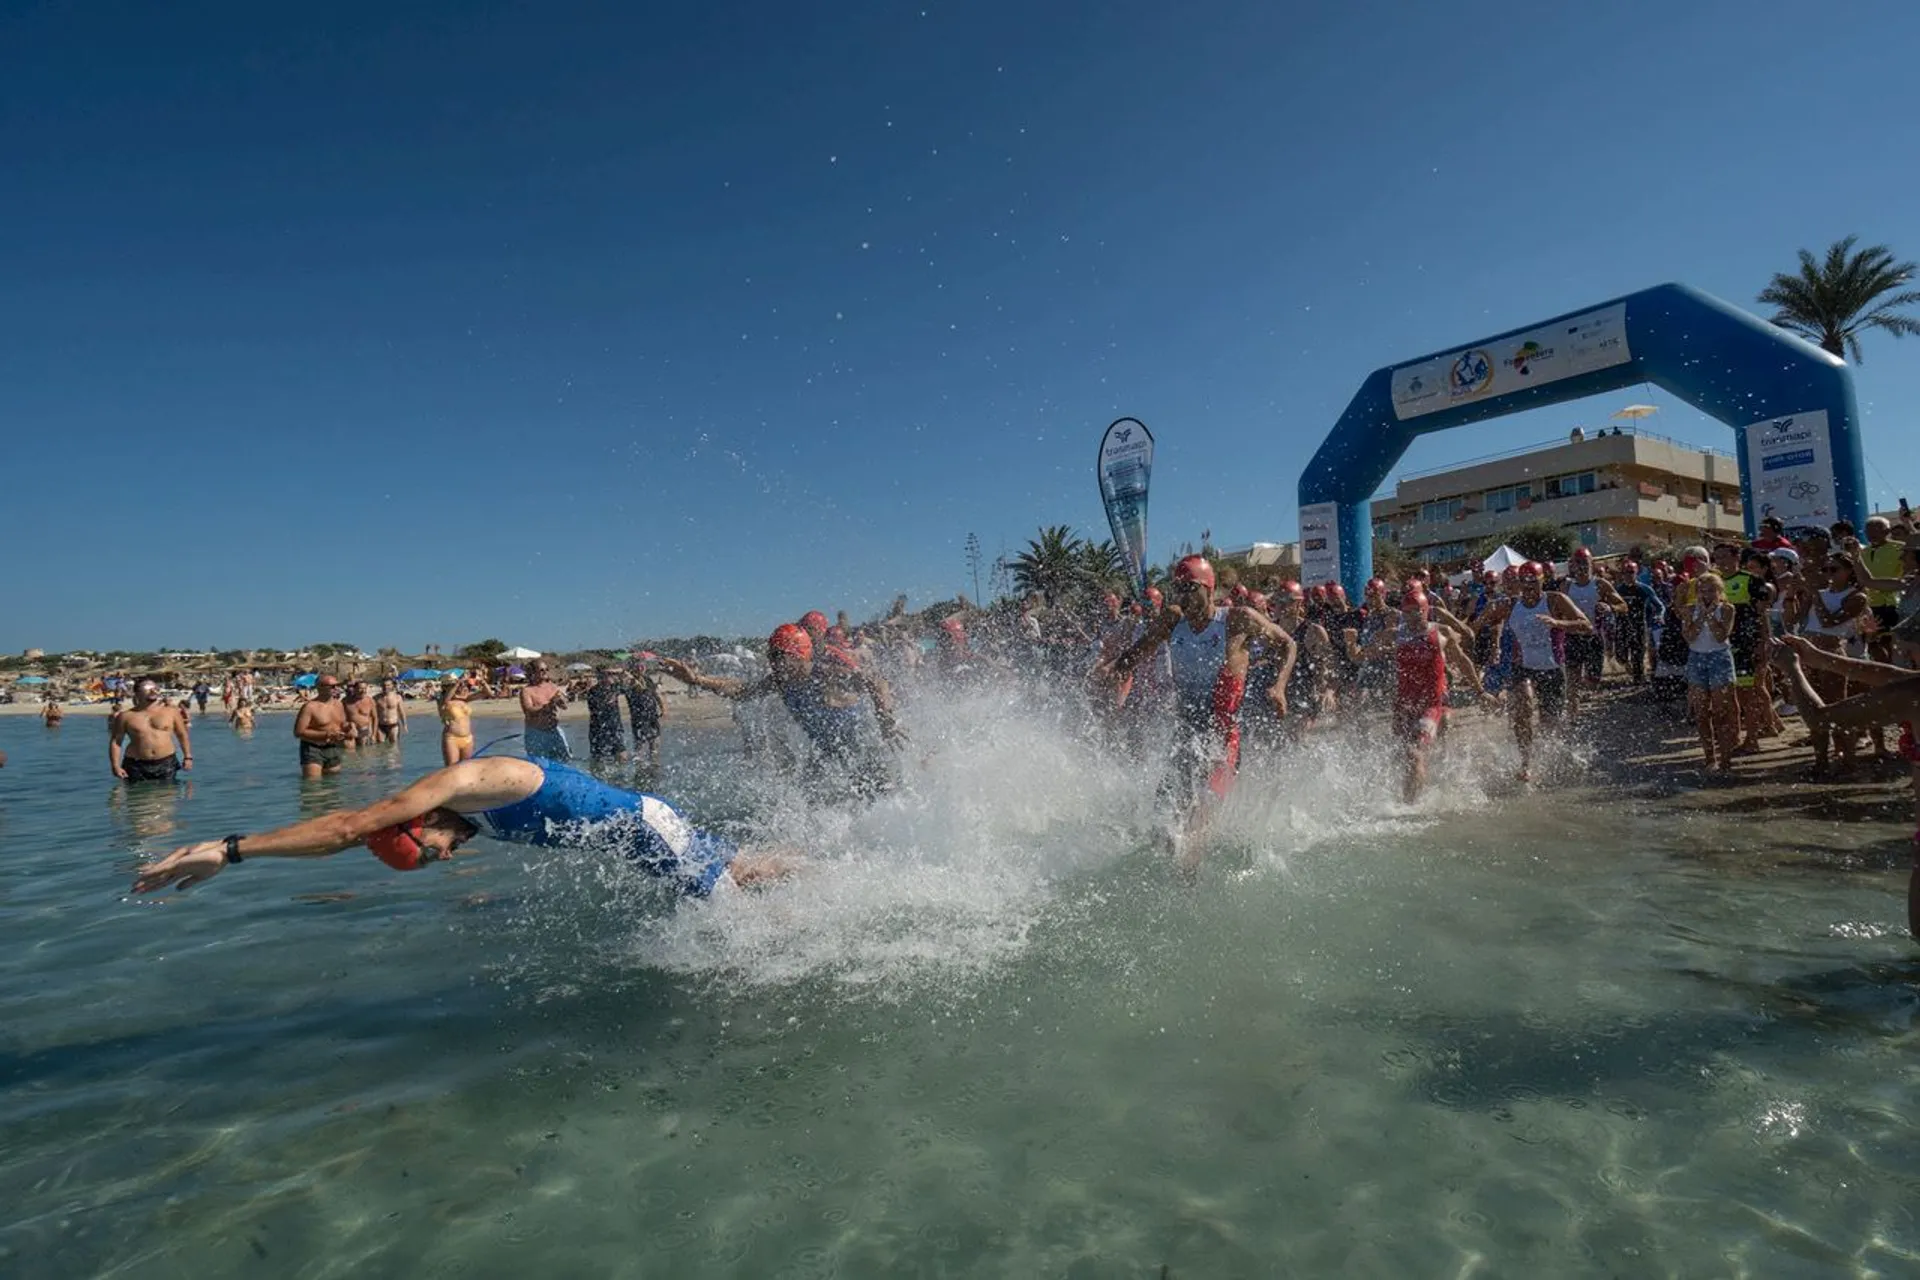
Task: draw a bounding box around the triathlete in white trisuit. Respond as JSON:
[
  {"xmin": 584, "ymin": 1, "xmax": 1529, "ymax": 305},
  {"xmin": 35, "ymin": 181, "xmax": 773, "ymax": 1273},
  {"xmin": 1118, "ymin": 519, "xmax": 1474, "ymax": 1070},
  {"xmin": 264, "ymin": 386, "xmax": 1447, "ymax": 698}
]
[
  {"xmin": 1559, "ymin": 548, "xmax": 1624, "ymax": 715},
  {"xmin": 1478, "ymin": 561, "xmax": 1594, "ymax": 781}
]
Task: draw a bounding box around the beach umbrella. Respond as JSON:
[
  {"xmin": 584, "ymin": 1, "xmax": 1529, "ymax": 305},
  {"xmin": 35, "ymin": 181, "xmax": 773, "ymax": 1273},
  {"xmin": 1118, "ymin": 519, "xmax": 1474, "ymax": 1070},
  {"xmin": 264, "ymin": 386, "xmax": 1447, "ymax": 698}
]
[
  {"xmin": 500, "ymin": 646, "xmax": 542, "ymax": 660},
  {"xmin": 292, "ymin": 673, "xmax": 319, "ymax": 689},
  {"xmin": 507, "ymin": 665, "xmax": 526, "ymax": 678},
  {"xmin": 1611, "ymin": 404, "xmax": 1659, "ymax": 419},
  {"xmin": 396, "ymin": 668, "xmax": 441, "ymax": 681},
  {"xmin": 565, "ymin": 662, "xmax": 594, "ymax": 672},
  {"xmin": 16, "ymin": 675, "xmax": 48, "ymax": 685}
]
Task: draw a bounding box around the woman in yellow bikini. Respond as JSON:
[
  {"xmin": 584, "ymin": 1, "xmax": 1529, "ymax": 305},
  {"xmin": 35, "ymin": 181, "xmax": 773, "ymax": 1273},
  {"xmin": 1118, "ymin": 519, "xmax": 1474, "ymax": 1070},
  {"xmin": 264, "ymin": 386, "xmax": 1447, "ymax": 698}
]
[{"xmin": 439, "ymin": 680, "xmax": 475, "ymax": 765}]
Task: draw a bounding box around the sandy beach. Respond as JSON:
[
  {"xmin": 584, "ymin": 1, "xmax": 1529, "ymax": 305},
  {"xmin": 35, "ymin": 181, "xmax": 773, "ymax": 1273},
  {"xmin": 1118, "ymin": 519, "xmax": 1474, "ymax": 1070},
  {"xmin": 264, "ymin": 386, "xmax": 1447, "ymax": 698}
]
[{"xmin": 0, "ymin": 685, "xmax": 735, "ymax": 726}]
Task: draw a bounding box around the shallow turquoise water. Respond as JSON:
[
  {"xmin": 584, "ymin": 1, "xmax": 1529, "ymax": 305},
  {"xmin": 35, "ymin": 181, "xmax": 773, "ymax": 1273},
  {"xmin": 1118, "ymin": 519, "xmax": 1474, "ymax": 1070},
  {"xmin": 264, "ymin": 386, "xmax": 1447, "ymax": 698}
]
[{"xmin": 3, "ymin": 703, "xmax": 1919, "ymax": 1277}]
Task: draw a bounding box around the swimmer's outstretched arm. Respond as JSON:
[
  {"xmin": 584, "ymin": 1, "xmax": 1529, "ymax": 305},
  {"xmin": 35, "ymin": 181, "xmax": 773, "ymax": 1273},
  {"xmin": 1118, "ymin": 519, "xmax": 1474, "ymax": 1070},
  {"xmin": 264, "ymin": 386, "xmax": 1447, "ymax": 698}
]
[
  {"xmin": 1775, "ymin": 639, "xmax": 1920, "ymax": 732},
  {"xmin": 130, "ymin": 759, "xmax": 535, "ymax": 893},
  {"xmin": 654, "ymin": 658, "xmax": 773, "ymax": 701}
]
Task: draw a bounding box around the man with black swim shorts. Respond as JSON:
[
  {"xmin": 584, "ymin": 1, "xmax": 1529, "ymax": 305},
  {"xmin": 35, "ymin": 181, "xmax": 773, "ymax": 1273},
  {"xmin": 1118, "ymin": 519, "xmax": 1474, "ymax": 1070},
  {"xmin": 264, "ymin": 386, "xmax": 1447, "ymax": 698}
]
[
  {"xmin": 110, "ymin": 678, "xmax": 193, "ymax": 783},
  {"xmin": 294, "ymin": 676, "xmax": 352, "ymax": 778}
]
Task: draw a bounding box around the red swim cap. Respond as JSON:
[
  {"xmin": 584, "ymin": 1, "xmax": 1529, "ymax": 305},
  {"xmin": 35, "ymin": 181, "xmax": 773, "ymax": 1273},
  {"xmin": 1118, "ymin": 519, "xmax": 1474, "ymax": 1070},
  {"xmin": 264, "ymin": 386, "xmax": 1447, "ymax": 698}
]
[
  {"xmin": 1173, "ymin": 556, "xmax": 1216, "ymax": 591},
  {"xmin": 1367, "ymin": 577, "xmax": 1388, "ymax": 595},
  {"xmin": 1146, "ymin": 586, "xmax": 1164, "ymax": 608},
  {"xmin": 798, "ymin": 610, "xmax": 829, "ymax": 635},
  {"xmin": 1309, "ymin": 584, "xmax": 1328, "ymax": 602},
  {"xmin": 1281, "ymin": 581, "xmax": 1305, "ymax": 601},
  {"xmin": 1520, "ymin": 561, "xmax": 1546, "ymax": 578},
  {"xmin": 366, "ymin": 818, "xmax": 428, "ymax": 872},
  {"xmin": 1247, "ymin": 591, "xmax": 1270, "ymax": 614},
  {"xmin": 768, "ymin": 623, "xmax": 813, "ymax": 661},
  {"xmin": 1404, "ymin": 585, "xmax": 1430, "ymax": 614},
  {"xmin": 1327, "ymin": 583, "xmax": 1348, "ymax": 603},
  {"xmin": 1572, "ymin": 546, "xmax": 1592, "ymax": 561},
  {"xmin": 1229, "ymin": 584, "xmax": 1249, "ymax": 603}
]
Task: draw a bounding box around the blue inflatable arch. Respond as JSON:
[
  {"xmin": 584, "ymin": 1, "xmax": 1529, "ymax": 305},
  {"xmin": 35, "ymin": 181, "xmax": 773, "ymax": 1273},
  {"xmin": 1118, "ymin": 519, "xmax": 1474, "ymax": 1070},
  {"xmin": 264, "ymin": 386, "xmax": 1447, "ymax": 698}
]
[{"xmin": 1296, "ymin": 283, "xmax": 1866, "ymax": 598}]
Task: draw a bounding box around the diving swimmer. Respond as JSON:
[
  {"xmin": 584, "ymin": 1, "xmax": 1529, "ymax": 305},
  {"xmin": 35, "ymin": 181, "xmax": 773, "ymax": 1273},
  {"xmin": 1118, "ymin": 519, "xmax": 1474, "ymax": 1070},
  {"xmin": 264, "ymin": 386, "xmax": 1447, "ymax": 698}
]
[{"xmin": 131, "ymin": 755, "xmax": 799, "ymax": 897}]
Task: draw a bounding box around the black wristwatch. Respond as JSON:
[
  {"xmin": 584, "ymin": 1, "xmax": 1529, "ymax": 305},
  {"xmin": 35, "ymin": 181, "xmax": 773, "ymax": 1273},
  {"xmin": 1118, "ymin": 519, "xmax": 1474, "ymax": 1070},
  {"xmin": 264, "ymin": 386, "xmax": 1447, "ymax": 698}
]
[{"xmin": 223, "ymin": 834, "xmax": 245, "ymax": 864}]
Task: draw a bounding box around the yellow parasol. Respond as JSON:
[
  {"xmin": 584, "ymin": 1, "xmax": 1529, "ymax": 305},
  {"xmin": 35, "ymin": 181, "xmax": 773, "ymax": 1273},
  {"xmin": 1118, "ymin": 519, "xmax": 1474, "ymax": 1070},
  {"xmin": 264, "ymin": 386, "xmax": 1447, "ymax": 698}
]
[{"xmin": 1610, "ymin": 404, "xmax": 1659, "ymax": 420}]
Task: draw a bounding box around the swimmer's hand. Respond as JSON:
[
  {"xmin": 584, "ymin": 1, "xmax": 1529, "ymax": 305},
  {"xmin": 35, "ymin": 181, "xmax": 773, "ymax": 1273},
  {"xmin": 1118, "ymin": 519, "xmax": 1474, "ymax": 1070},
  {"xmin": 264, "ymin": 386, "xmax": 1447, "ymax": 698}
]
[{"xmin": 133, "ymin": 841, "xmax": 228, "ymax": 894}]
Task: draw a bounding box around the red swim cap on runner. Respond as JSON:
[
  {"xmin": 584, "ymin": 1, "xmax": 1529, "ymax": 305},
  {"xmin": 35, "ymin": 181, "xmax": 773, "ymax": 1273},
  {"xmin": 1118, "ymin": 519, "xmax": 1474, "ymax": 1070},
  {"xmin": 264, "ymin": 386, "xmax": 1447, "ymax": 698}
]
[
  {"xmin": 768, "ymin": 623, "xmax": 813, "ymax": 661},
  {"xmin": 1327, "ymin": 583, "xmax": 1348, "ymax": 603},
  {"xmin": 1146, "ymin": 586, "xmax": 1163, "ymax": 608},
  {"xmin": 1367, "ymin": 577, "xmax": 1387, "ymax": 595},
  {"xmin": 1229, "ymin": 584, "xmax": 1249, "ymax": 603},
  {"xmin": 1520, "ymin": 561, "xmax": 1545, "ymax": 578},
  {"xmin": 1572, "ymin": 546, "xmax": 1592, "ymax": 561},
  {"xmin": 366, "ymin": 818, "xmax": 428, "ymax": 872},
  {"xmin": 1281, "ymin": 581, "xmax": 1305, "ymax": 601},
  {"xmin": 1404, "ymin": 585, "xmax": 1430, "ymax": 615},
  {"xmin": 1247, "ymin": 592, "xmax": 1270, "ymax": 614},
  {"xmin": 1173, "ymin": 556, "xmax": 1216, "ymax": 592},
  {"xmin": 798, "ymin": 610, "xmax": 829, "ymax": 635},
  {"xmin": 1308, "ymin": 584, "xmax": 1327, "ymax": 602}
]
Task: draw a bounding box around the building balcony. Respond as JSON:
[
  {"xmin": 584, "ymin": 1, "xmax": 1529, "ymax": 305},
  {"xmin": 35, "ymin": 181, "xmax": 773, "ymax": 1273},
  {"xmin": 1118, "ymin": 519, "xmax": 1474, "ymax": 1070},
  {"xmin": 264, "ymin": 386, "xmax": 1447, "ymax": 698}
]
[{"xmin": 1390, "ymin": 484, "xmax": 1744, "ymax": 551}]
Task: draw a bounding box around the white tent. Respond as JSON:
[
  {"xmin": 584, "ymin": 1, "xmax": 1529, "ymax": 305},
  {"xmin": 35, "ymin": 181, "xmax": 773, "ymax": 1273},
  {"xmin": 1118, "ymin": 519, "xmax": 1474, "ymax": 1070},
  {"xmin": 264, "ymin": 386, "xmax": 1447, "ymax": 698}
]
[
  {"xmin": 1480, "ymin": 545, "xmax": 1527, "ymax": 573},
  {"xmin": 500, "ymin": 645, "xmax": 543, "ymax": 660}
]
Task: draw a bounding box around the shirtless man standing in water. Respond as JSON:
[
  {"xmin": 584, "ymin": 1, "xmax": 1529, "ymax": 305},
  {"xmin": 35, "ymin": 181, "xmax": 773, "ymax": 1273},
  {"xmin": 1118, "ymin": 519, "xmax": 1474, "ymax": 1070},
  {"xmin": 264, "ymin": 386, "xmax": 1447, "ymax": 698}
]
[
  {"xmin": 294, "ymin": 676, "xmax": 352, "ymax": 778},
  {"xmin": 109, "ymin": 678, "xmax": 193, "ymax": 783},
  {"xmin": 520, "ymin": 660, "xmax": 572, "ymax": 761},
  {"xmin": 374, "ymin": 677, "xmax": 407, "ymax": 744},
  {"xmin": 342, "ymin": 681, "xmax": 379, "ymax": 749}
]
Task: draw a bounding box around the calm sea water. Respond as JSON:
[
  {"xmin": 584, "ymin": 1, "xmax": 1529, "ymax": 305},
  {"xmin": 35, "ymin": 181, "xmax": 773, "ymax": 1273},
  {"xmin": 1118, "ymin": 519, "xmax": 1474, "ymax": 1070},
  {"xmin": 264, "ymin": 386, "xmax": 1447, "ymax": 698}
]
[{"xmin": 2, "ymin": 697, "xmax": 1918, "ymax": 1278}]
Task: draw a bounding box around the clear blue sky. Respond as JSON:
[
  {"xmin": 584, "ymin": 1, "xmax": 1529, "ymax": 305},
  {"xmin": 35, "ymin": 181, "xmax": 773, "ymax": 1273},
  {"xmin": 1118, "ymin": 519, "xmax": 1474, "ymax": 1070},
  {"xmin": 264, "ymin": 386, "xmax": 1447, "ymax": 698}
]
[{"xmin": 4, "ymin": 0, "xmax": 1916, "ymax": 653}]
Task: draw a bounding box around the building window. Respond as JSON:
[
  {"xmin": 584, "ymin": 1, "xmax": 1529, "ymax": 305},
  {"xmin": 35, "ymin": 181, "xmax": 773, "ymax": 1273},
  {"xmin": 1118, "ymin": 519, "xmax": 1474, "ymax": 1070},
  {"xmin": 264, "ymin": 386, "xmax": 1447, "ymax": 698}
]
[
  {"xmin": 1543, "ymin": 471, "xmax": 1596, "ymax": 499},
  {"xmin": 1574, "ymin": 523, "xmax": 1599, "ymax": 547},
  {"xmin": 1483, "ymin": 484, "xmax": 1533, "ymax": 513},
  {"xmin": 1419, "ymin": 498, "xmax": 1463, "ymax": 523},
  {"xmin": 1373, "ymin": 521, "xmax": 1395, "ymax": 543}
]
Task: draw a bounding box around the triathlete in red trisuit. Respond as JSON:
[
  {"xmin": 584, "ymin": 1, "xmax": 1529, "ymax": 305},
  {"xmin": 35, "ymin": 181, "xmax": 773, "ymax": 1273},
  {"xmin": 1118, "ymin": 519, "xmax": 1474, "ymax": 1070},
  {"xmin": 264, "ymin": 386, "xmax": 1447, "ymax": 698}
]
[
  {"xmin": 1358, "ymin": 584, "xmax": 1480, "ymax": 802},
  {"xmin": 1105, "ymin": 555, "xmax": 1296, "ymax": 871}
]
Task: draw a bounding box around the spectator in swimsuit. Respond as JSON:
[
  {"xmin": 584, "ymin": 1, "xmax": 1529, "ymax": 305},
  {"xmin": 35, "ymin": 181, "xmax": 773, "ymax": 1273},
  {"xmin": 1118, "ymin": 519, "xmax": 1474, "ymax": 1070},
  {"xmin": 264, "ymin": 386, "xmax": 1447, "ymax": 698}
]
[
  {"xmin": 294, "ymin": 676, "xmax": 352, "ymax": 778},
  {"xmin": 110, "ymin": 678, "xmax": 193, "ymax": 784},
  {"xmin": 586, "ymin": 667, "xmax": 630, "ymax": 763},
  {"xmin": 519, "ymin": 660, "xmax": 571, "ymax": 761},
  {"xmin": 439, "ymin": 679, "xmax": 475, "ymax": 766},
  {"xmin": 374, "ymin": 678, "xmax": 407, "ymax": 744},
  {"xmin": 627, "ymin": 666, "xmax": 666, "ymax": 768}
]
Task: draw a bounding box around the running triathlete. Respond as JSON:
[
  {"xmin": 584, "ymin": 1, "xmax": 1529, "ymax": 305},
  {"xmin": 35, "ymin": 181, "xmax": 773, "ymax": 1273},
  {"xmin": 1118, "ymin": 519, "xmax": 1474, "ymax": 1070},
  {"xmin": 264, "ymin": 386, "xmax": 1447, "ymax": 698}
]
[
  {"xmin": 1559, "ymin": 548, "xmax": 1625, "ymax": 715},
  {"xmin": 1356, "ymin": 583, "xmax": 1480, "ymax": 801},
  {"xmin": 130, "ymin": 756, "xmax": 799, "ymax": 899},
  {"xmin": 1105, "ymin": 556, "xmax": 1296, "ymax": 869},
  {"xmin": 109, "ymin": 678, "xmax": 192, "ymax": 783},
  {"xmin": 1477, "ymin": 561, "xmax": 1593, "ymax": 780},
  {"xmin": 657, "ymin": 624, "xmax": 905, "ymax": 801}
]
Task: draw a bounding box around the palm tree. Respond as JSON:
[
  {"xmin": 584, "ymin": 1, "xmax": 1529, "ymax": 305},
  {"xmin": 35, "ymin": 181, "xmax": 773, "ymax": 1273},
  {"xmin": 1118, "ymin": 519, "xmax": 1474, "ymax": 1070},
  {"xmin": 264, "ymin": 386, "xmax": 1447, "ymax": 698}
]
[
  {"xmin": 1757, "ymin": 236, "xmax": 1920, "ymax": 362},
  {"xmin": 1075, "ymin": 538, "xmax": 1129, "ymax": 595},
  {"xmin": 1009, "ymin": 525, "xmax": 1085, "ymax": 602}
]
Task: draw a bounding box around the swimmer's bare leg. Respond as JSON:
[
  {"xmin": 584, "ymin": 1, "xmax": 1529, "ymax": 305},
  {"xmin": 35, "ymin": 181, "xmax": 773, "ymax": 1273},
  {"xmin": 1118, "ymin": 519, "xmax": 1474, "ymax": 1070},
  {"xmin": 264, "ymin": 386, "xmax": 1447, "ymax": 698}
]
[{"xmin": 726, "ymin": 847, "xmax": 806, "ymax": 888}]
